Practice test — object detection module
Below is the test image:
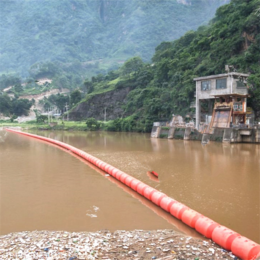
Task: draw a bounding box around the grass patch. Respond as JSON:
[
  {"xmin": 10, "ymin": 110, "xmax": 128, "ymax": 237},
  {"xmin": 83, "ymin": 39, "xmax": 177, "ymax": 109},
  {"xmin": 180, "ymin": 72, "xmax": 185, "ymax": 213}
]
[
  {"xmin": 0, "ymin": 120, "xmax": 86, "ymax": 130},
  {"xmin": 159, "ymin": 134, "xmax": 168, "ymax": 138},
  {"xmin": 108, "ymin": 77, "xmax": 120, "ymax": 86},
  {"xmin": 161, "ymin": 126, "xmax": 170, "ymax": 130}
]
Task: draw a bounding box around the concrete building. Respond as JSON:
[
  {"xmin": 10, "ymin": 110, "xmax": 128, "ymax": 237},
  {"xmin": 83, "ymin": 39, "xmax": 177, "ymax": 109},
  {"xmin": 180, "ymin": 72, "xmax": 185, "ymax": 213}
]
[{"xmin": 193, "ymin": 68, "xmax": 249, "ymax": 131}]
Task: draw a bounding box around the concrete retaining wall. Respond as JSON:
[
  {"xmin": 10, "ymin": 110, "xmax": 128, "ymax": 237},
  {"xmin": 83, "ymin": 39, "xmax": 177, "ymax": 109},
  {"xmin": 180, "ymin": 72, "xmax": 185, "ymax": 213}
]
[
  {"xmin": 173, "ymin": 128, "xmax": 185, "ymax": 139},
  {"xmin": 152, "ymin": 126, "xmax": 260, "ymax": 144}
]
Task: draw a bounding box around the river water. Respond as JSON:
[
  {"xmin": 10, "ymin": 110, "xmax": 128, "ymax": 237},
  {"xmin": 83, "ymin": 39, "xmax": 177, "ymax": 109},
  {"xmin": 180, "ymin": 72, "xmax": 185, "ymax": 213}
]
[{"xmin": 0, "ymin": 130, "xmax": 259, "ymax": 243}]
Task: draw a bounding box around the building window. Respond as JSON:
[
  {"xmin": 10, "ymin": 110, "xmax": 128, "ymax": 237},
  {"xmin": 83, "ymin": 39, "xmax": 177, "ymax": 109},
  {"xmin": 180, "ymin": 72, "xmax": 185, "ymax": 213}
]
[
  {"xmin": 216, "ymin": 78, "xmax": 227, "ymax": 89},
  {"xmin": 236, "ymin": 80, "xmax": 246, "ymax": 88},
  {"xmin": 201, "ymin": 81, "xmax": 211, "ymax": 91},
  {"xmin": 234, "ymin": 102, "xmax": 243, "ymax": 112}
]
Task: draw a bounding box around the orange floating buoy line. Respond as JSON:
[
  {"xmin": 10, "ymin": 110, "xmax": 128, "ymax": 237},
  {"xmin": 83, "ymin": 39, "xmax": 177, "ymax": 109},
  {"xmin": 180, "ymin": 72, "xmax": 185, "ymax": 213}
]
[{"xmin": 5, "ymin": 128, "xmax": 260, "ymax": 260}]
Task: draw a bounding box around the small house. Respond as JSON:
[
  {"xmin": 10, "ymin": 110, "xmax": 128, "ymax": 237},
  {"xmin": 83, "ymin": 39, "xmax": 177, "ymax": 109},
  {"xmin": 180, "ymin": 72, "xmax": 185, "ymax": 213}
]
[{"xmin": 193, "ymin": 67, "xmax": 250, "ymax": 131}]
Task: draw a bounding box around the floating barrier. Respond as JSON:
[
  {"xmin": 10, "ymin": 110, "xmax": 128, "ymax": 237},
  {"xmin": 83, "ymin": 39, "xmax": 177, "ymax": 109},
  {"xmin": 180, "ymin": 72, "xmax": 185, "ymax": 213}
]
[
  {"xmin": 231, "ymin": 236, "xmax": 260, "ymax": 260},
  {"xmin": 181, "ymin": 209, "xmax": 201, "ymax": 228},
  {"xmin": 212, "ymin": 225, "xmax": 240, "ymax": 251},
  {"xmin": 5, "ymin": 128, "xmax": 260, "ymax": 260},
  {"xmin": 195, "ymin": 216, "xmax": 218, "ymax": 238}
]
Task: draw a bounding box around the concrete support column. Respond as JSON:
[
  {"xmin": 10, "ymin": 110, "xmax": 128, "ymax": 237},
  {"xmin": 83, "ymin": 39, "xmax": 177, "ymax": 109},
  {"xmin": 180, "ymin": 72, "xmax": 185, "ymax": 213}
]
[
  {"xmin": 196, "ymin": 98, "xmax": 201, "ymax": 130},
  {"xmin": 184, "ymin": 127, "xmax": 192, "ymax": 140},
  {"xmin": 168, "ymin": 127, "xmax": 175, "ymax": 139}
]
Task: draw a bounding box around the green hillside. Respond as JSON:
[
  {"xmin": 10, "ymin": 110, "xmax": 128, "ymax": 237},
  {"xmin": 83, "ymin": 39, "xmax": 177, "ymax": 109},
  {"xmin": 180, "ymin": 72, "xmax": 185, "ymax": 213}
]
[
  {"xmin": 71, "ymin": 0, "xmax": 260, "ymax": 132},
  {"xmin": 0, "ymin": 0, "xmax": 228, "ymax": 77}
]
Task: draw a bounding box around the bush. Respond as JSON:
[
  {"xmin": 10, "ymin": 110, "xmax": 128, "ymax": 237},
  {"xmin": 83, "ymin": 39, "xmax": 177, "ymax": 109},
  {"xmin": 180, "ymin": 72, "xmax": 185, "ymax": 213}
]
[
  {"xmin": 37, "ymin": 115, "xmax": 48, "ymax": 123},
  {"xmin": 86, "ymin": 118, "xmax": 101, "ymax": 131}
]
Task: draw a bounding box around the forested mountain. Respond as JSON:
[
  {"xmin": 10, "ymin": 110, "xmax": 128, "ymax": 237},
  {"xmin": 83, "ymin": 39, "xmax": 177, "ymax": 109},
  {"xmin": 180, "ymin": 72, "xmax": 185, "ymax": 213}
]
[
  {"xmin": 0, "ymin": 0, "xmax": 228, "ymax": 77},
  {"xmin": 69, "ymin": 0, "xmax": 260, "ymax": 132},
  {"xmin": 1, "ymin": 0, "xmax": 259, "ymax": 133}
]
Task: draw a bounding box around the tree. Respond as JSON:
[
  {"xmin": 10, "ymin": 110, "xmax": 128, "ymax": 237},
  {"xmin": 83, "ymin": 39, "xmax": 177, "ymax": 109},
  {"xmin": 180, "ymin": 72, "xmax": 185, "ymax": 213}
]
[
  {"xmin": 120, "ymin": 57, "xmax": 144, "ymax": 77},
  {"xmin": 0, "ymin": 74, "xmax": 21, "ymax": 91},
  {"xmin": 29, "ymin": 62, "xmax": 60, "ymax": 79},
  {"xmin": 70, "ymin": 90, "xmax": 82, "ymax": 106},
  {"xmin": 83, "ymin": 79, "xmax": 94, "ymax": 93},
  {"xmin": 12, "ymin": 99, "xmax": 33, "ymax": 116},
  {"xmin": 14, "ymin": 84, "xmax": 23, "ymax": 93},
  {"xmin": 86, "ymin": 118, "xmax": 101, "ymax": 130},
  {"xmin": 0, "ymin": 94, "xmax": 12, "ymax": 116},
  {"xmin": 54, "ymin": 94, "xmax": 69, "ymax": 112},
  {"xmin": 37, "ymin": 115, "xmax": 48, "ymax": 123}
]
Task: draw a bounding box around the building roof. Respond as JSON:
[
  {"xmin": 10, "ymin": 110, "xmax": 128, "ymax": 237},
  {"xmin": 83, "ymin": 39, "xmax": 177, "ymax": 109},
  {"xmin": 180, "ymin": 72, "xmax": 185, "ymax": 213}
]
[{"xmin": 193, "ymin": 72, "xmax": 249, "ymax": 81}]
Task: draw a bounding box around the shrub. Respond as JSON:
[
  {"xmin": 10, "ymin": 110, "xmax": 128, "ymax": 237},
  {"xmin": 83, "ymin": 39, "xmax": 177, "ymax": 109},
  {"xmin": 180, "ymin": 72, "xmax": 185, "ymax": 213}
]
[{"xmin": 86, "ymin": 118, "xmax": 101, "ymax": 131}]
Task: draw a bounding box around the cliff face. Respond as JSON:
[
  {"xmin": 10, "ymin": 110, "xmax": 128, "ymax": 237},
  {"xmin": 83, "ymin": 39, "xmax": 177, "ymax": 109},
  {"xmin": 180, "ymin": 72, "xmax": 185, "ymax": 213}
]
[{"xmin": 69, "ymin": 88, "xmax": 131, "ymax": 121}]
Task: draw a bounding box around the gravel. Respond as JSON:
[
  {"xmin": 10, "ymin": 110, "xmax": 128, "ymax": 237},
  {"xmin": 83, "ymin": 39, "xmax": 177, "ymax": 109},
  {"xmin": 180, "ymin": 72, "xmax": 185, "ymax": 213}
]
[{"xmin": 0, "ymin": 229, "xmax": 240, "ymax": 259}]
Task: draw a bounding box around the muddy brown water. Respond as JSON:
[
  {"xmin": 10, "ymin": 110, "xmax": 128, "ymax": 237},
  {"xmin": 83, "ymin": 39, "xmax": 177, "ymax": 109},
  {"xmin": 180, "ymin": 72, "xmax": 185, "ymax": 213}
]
[{"xmin": 0, "ymin": 130, "xmax": 259, "ymax": 243}]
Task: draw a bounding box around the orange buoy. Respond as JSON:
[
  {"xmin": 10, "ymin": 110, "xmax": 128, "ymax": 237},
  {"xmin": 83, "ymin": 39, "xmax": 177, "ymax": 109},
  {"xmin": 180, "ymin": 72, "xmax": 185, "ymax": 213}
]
[
  {"xmin": 124, "ymin": 175, "xmax": 135, "ymax": 186},
  {"xmin": 130, "ymin": 179, "xmax": 140, "ymax": 191},
  {"xmin": 143, "ymin": 186, "xmax": 156, "ymax": 200},
  {"xmin": 104, "ymin": 163, "xmax": 111, "ymax": 172},
  {"xmin": 106, "ymin": 165, "xmax": 115, "ymax": 175},
  {"xmin": 170, "ymin": 202, "xmax": 188, "ymax": 219},
  {"xmin": 115, "ymin": 170, "xmax": 123, "ymax": 180},
  {"xmin": 160, "ymin": 197, "xmax": 176, "ymax": 212},
  {"xmin": 195, "ymin": 216, "xmax": 218, "ymax": 238},
  {"xmin": 99, "ymin": 161, "xmax": 106, "ymax": 171},
  {"xmin": 111, "ymin": 168, "xmax": 119, "ymax": 177},
  {"xmin": 119, "ymin": 172, "xmax": 129, "ymax": 183},
  {"xmin": 136, "ymin": 182, "xmax": 149, "ymax": 196},
  {"xmin": 212, "ymin": 225, "xmax": 240, "ymax": 251},
  {"xmin": 231, "ymin": 236, "xmax": 260, "ymax": 260},
  {"xmin": 181, "ymin": 209, "xmax": 202, "ymax": 228},
  {"xmin": 151, "ymin": 191, "xmax": 166, "ymax": 206}
]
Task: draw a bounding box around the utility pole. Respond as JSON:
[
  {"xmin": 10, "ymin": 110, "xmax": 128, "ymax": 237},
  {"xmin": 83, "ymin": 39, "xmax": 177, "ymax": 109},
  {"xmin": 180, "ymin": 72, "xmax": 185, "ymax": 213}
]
[
  {"xmin": 47, "ymin": 108, "xmax": 50, "ymax": 124},
  {"xmin": 65, "ymin": 103, "xmax": 69, "ymax": 121},
  {"xmin": 50, "ymin": 107, "xmax": 52, "ymax": 122}
]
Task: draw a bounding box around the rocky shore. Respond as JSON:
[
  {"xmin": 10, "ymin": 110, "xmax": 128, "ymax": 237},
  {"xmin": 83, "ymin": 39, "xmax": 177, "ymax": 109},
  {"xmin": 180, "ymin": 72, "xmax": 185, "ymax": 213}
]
[{"xmin": 0, "ymin": 229, "xmax": 240, "ymax": 260}]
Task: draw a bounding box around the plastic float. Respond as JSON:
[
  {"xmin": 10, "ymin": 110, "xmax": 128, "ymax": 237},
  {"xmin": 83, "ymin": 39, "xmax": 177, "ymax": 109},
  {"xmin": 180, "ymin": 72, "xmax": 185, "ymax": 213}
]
[
  {"xmin": 151, "ymin": 171, "xmax": 159, "ymax": 177},
  {"xmin": 146, "ymin": 171, "xmax": 159, "ymax": 182},
  {"xmin": 5, "ymin": 128, "xmax": 260, "ymax": 260}
]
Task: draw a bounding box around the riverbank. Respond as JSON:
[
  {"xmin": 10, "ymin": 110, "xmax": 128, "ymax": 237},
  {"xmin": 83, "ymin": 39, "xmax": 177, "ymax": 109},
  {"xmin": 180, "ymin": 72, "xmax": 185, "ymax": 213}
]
[
  {"xmin": 0, "ymin": 121, "xmax": 89, "ymax": 131},
  {"xmin": 0, "ymin": 229, "xmax": 240, "ymax": 260}
]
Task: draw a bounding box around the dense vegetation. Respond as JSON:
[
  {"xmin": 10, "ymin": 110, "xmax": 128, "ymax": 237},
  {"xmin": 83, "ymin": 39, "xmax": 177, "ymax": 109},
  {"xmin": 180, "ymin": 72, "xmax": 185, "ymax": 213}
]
[
  {"xmin": 0, "ymin": 0, "xmax": 227, "ymax": 77},
  {"xmin": 74, "ymin": 0, "xmax": 260, "ymax": 132},
  {"xmin": 1, "ymin": 0, "xmax": 259, "ymax": 134},
  {"xmin": 0, "ymin": 94, "xmax": 34, "ymax": 120},
  {"xmin": 39, "ymin": 90, "xmax": 82, "ymax": 113}
]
